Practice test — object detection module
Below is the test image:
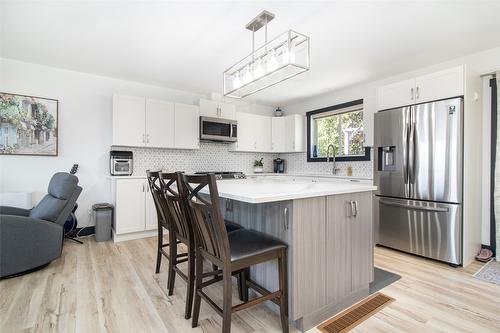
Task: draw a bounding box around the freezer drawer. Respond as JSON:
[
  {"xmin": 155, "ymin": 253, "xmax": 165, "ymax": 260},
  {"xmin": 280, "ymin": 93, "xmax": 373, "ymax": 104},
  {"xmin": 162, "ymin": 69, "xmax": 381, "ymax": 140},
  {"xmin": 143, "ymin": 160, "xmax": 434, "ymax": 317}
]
[{"xmin": 375, "ymin": 196, "xmax": 461, "ymax": 265}]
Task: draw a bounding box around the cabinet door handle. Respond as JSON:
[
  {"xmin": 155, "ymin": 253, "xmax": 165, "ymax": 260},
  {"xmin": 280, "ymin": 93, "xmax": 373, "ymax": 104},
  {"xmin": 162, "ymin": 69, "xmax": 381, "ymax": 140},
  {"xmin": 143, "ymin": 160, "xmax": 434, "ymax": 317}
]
[
  {"xmin": 142, "ymin": 133, "xmax": 146, "ymax": 143},
  {"xmin": 146, "ymin": 133, "xmax": 150, "ymax": 143},
  {"xmin": 410, "ymin": 88, "xmax": 414, "ymax": 100},
  {"xmin": 283, "ymin": 207, "xmax": 289, "ymax": 230},
  {"xmin": 346, "ymin": 201, "xmax": 352, "ymax": 217},
  {"xmin": 416, "ymin": 86, "xmax": 420, "ymax": 99},
  {"xmin": 142, "ymin": 183, "xmax": 145, "ymax": 192},
  {"xmin": 352, "ymin": 200, "xmax": 358, "ymax": 217}
]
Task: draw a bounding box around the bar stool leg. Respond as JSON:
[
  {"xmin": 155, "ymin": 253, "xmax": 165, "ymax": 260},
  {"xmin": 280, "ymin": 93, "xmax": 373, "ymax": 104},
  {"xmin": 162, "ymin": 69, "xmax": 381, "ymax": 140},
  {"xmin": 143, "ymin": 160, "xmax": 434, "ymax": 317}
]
[
  {"xmin": 184, "ymin": 246, "xmax": 195, "ymax": 319},
  {"xmin": 155, "ymin": 227, "xmax": 163, "ymax": 274},
  {"xmin": 240, "ymin": 268, "xmax": 249, "ymax": 302},
  {"xmin": 278, "ymin": 250, "xmax": 289, "ymax": 333},
  {"xmin": 222, "ymin": 268, "xmax": 233, "ymax": 333},
  {"xmin": 167, "ymin": 231, "xmax": 177, "ymax": 296},
  {"xmin": 191, "ymin": 250, "xmax": 203, "ymax": 328}
]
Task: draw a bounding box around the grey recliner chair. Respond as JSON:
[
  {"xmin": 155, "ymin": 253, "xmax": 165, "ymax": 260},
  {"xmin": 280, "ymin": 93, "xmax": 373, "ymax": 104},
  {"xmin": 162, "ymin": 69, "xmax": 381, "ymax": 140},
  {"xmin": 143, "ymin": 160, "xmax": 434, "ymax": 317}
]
[{"xmin": 0, "ymin": 172, "xmax": 82, "ymax": 278}]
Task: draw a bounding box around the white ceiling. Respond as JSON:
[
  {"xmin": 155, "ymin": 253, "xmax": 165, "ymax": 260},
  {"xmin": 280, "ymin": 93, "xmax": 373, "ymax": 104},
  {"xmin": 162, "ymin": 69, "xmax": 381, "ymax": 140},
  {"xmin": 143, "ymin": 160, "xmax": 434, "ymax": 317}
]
[{"xmin": 2, "ymin": 0, "xmax": 500, "ymax": 106}]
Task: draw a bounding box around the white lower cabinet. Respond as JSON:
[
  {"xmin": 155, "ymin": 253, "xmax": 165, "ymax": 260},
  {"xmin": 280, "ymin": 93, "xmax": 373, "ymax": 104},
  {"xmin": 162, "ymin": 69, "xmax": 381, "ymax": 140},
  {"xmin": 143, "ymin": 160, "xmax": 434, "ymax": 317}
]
[
  {"xmin": 112, "ymin": 178, "xmax": 157, "ymax": 239},
  {"xmin": 145, "ymin": 187, "xmax": 158, "ymax": 230}
]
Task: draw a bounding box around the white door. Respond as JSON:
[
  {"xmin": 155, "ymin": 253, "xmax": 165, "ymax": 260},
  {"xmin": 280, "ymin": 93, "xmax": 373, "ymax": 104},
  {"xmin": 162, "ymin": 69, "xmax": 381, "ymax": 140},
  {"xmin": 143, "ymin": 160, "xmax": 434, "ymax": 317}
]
[
  {"xmin": 115, "ymin": 179, "xmax": 146, "ymax": 234},
  {"xmin": 174, "ymin": 103, "xmax": 200, "ymax": 149},
  {"xmin": 415, "ymin": 66, "xmax": 464, "ymax": 104},
  {"xmin": 272, "ymin": 117, "xmax": 286, "ymax": 152},
  {"xmin": 145, "ymin": 99, "xmax": 174, "ymax": 148},
  {"xmin": 255, "ymin": 114, "xmax": 272, "ymax": 152},
  {"xmin": 199, "ymin": 99, "xmax": 219, "ymax": 117},
  {"xmin": 233, "ymin": 112, "xmax": 256, "ymax": 151},
  {"xmin": 112, "ymin": 94, "xmax": 146, "ymax": 146},
  {"xmin": 219, "ymin": 103, "xmax": 236, "ymax": 119},
  {"xmin": 145, "ymin": 182, "xmax": 158, "ymax": 230},
  {"xmin": 376, "ymin": 78, "xmax": 416, "ymax": 110}
]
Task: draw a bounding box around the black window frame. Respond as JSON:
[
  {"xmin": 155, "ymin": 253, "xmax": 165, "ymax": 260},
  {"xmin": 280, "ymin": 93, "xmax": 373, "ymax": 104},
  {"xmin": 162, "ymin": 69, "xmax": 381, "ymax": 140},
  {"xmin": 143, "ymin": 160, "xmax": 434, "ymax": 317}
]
[{"xmin": 306, "ymin": 99, "xmax": 371, "ymax": 162}]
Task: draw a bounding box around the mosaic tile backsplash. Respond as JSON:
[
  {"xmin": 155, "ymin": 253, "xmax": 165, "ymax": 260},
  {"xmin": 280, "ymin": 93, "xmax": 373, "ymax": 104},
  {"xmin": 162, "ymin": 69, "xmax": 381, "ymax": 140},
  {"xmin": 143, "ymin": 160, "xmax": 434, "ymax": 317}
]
[
  {"xmin": 278, "ymin": 151, "xmax": 374, "ymax": 179},
  {"xmin": 117, "ymin": 142, "xmax": 373, "ymax": 179}
]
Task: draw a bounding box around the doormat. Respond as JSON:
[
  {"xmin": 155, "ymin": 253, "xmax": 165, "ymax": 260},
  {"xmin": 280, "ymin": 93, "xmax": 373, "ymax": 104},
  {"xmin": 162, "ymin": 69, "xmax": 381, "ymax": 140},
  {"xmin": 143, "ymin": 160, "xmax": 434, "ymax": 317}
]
[
  {"xmin": 473, "ymin": 259, "xmax": 500, "ymax": 285},
  {"xmin": 317, "ymin": 293, "xmax": 394, "ymax": 333}
]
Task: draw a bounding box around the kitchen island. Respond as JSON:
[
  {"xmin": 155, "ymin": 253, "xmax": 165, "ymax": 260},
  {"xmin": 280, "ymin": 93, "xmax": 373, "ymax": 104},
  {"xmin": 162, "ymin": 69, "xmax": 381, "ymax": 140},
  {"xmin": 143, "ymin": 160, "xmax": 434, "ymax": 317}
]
[{"xmin": 214, "ymin": 176, "xmax": 376, "ymax": 331}]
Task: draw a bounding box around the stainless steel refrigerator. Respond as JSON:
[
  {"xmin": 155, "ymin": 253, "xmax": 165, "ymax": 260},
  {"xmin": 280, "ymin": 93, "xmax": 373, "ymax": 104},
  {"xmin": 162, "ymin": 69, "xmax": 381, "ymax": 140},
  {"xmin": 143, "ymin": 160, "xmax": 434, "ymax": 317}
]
[{"xmin": 374, "ymin": 97, "xmax": 463, "ymax": 266}]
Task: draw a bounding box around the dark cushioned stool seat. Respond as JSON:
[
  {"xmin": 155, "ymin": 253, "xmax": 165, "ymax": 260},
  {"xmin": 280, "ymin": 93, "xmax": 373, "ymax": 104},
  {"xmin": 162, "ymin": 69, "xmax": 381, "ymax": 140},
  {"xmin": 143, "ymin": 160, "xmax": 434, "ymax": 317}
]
[
  {"xmin": 228, "ymin": 229, "xmax": 287, "ymax": 262},
  {"xmin": 224, "ymin": 220, "xmax": 243, "ymax": 233}
]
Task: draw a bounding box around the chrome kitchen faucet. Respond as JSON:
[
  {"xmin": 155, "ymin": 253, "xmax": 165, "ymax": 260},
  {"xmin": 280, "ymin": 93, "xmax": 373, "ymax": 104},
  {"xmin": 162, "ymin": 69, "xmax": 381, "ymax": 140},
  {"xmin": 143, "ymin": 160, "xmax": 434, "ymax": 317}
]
[{"xmin": 326, "ymin": 144, "xmax": 340, "ymax": 175}]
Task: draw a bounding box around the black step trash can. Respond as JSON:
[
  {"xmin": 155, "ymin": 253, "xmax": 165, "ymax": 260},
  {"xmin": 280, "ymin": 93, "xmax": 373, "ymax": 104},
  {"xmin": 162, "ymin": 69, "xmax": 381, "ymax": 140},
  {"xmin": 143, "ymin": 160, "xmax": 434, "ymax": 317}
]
[{"xmin": 93, "ymin": 203, "xmax": 114, "ymax": 242}]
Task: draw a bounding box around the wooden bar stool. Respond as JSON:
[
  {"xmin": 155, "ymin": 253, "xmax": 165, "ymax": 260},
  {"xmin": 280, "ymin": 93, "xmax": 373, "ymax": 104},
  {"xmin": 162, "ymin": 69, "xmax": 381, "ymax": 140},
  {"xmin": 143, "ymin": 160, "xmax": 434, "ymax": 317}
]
[
  {"xmin": 146, "ymin": 170, "xmax": 181, "ymax": 277},
  {"xmin": 179, "ymin": 173, "xmax": 289, "ymax": 333},
  {"xmin": 158, "ymin": 172, "xmax": 246, "ymax": 320}
]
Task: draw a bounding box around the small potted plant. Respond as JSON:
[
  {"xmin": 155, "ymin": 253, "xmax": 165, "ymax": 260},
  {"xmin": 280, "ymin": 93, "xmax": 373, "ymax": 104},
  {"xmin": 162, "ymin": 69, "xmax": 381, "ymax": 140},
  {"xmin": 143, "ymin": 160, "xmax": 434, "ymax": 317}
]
[{"xmin": 253, "ymin": 158, "xmax": 264, "ymax": 173}]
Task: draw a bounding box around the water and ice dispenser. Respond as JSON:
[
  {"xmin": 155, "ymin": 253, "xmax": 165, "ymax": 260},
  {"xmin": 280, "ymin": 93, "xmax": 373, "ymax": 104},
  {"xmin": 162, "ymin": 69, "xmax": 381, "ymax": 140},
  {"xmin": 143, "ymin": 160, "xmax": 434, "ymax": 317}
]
[{"xmin": 377, "ymin": 146, "xmax": 396, "ymax": 171}]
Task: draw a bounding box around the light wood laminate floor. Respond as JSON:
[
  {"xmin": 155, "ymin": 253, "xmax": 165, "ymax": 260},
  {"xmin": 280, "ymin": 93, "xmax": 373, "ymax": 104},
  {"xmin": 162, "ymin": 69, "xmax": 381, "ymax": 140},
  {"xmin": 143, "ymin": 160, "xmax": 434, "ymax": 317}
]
[{"xmin": 1, "ymin": 237, "xmax": 500, "ymax": 333}]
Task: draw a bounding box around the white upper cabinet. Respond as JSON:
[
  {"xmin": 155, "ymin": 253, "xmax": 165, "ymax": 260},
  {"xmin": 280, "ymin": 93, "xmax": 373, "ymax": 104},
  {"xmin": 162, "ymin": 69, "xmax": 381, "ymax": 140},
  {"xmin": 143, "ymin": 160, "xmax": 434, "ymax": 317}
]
[
  {"xmin": 112, "ymin": 94, "xmax": 146, "ymax": 147},
  {"xmin": 199, "ymin": 98, "xmax": 236, "ymax": 119},
  {"xmin": 377, "ymin": 65, "xmax": 465, "ymax": 110},
  {"xmin": 112, "ymin": 94, "xmax": 200, "ymax": 149},
  {"xmin": 145, "ymin": 99, "xmax": 174, "ymax": 148},
  {"xmin": 376, "ymin": 79, "xmax": 416, "ymax": 111},
  {"xmin": 233, "ymin": 112, "xmax": 257, "ymax": 152},
  {"xmin": 414, "ymin": 66, "xmax": 464, "ymax": 104},
  {"xmin": 219, "ymin": 103, "xmax": 236, "ymax": 119},
  {"xmin": 271, "ymin": 117, "xmax": 286, "ymax": 152},
  {"xmin": 255, "ymin": 114, "xmax": 272, "ymax": 152},
  {"xmin": 232, "ymin": 112, "xmax": 272, "ymax": 152},
  {"xmin": 174, "ymin": 103, "xmax": 200, "ymax": 149},
  {"xmin": 272, "ymin": 115, "xmax": 305, "ymax": 153}
]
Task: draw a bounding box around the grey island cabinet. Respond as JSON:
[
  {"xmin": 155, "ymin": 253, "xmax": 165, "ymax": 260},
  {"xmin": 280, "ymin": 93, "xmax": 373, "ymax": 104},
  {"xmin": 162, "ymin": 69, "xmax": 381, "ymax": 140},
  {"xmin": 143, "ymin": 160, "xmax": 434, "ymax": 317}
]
[{"xmin": 213, "ymin": 178, "xmax": 376, "ymax": 331}]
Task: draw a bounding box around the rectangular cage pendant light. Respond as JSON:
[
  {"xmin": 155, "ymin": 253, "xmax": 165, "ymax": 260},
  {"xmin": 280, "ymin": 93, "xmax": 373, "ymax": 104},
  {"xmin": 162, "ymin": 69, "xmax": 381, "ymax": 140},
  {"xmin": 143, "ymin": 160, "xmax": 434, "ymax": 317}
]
[{"xmin": 223, "ymin": 11, "xmax": 310, "ymax": 98}]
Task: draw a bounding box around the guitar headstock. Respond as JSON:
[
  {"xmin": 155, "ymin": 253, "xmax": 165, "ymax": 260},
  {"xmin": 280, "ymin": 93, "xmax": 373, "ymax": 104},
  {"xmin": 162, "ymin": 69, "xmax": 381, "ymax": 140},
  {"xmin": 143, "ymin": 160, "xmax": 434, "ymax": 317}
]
[{"xmin": 70, "ymin": 164, "xmax": 79, "ymax": 175}]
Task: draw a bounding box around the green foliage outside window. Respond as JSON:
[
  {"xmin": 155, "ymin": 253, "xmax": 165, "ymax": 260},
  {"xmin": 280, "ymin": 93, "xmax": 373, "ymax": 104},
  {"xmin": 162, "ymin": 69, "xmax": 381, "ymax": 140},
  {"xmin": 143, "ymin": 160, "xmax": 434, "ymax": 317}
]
[{"xmin": 315, "ymin": 110, "xmax": 364, "ymax": 157}]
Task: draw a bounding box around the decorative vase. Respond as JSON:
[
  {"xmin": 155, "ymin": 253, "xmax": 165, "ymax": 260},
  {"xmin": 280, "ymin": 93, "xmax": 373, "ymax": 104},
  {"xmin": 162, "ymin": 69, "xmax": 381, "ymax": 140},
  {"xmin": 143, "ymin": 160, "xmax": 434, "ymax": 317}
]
[{"xmin": 253, "ymin": 166, "xmax": 264, "ymax": 173}]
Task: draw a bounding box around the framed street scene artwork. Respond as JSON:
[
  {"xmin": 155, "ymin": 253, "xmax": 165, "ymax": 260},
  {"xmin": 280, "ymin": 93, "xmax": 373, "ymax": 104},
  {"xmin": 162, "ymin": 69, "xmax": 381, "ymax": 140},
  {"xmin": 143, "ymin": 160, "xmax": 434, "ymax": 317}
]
[{"xmin": 0, "ymin": 92, "xmax": 58, "ymax": 156}]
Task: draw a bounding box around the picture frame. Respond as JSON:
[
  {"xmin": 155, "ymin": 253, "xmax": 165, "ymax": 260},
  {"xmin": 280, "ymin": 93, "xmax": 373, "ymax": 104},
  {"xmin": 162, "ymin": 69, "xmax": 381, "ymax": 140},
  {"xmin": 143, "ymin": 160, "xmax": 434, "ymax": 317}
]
[{"xmin": 0, "ymin": 92, "xmax": 59, "ymax": 156}]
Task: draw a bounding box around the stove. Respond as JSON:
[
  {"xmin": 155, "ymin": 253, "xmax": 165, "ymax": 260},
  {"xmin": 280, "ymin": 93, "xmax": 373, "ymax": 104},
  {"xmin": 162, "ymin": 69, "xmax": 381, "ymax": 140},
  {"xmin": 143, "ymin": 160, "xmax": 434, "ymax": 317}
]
[{"xmin": 194, "ymin": 171, "xmax": 246, "ymax": 180}]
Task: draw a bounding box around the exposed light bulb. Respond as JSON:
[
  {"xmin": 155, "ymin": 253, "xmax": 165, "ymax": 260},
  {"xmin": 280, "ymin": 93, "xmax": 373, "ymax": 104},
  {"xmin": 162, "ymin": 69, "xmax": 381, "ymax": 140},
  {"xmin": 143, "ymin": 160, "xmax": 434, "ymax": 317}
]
[
  {"xmin": 254, "ymin": 58, "xmax": 265, "ymax": 78},
  {"xmin": 282, "ymin": 43, "xmax": 295, "ymax": 64},
  {"xmin": 233, "ymin": 72, "xmax": 242, "ymax": 89},
  {"xmin": 242, "ymin": 65, "xmax": 253, "ymax": 84},
  {"xmin": 267, "ymin": 49, "xmax": 279, "ymax": 72}
]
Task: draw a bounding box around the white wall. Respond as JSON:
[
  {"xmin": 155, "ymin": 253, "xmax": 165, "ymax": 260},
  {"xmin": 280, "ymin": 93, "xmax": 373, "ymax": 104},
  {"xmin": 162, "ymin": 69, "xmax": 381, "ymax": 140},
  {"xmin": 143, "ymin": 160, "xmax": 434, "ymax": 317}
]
[
  {"xmin": 284, "ymin": 45, "xmax": 500, "ymax": 246},
  {"xmin": 0, "ymin": 58, "xmax": 274, "ymax": 228}
]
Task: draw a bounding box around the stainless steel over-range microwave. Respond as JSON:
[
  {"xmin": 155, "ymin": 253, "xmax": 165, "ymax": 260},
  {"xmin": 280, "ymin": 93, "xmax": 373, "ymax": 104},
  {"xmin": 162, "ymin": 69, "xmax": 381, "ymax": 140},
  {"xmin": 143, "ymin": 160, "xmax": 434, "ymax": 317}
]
[{"xmin": 199, "ymin": 116, "xmax": 237, "ymax": 142}]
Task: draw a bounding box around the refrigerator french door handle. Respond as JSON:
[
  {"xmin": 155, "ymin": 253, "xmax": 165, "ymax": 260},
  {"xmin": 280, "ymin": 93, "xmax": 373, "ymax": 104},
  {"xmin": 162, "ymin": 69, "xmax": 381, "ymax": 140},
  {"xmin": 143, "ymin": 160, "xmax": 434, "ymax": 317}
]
[
  {"xmin": 379, "ymin": 199, "xmax": 449, "ymax": 213},
  {"xmin": 408, "ymin": 106, "xmax": 416, "ymax": 187},
  {"xmin": 403, "ymin": 107, "xmax": 410, "ymax": 192}
]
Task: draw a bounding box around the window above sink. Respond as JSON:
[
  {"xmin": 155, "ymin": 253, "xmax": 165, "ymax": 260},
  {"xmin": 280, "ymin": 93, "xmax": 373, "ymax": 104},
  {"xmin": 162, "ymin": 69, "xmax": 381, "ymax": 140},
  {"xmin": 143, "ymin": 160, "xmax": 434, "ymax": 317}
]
[{"xmin": 306, "ymin": 99, "xmax": 371, "ymax": 162}]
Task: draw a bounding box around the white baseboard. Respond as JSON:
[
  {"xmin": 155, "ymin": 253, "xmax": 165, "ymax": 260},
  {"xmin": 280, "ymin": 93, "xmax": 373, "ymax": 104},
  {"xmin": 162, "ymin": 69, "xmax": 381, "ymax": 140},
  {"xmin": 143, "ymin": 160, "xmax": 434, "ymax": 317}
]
[{"xmin": 112, "ymin": 229, "xmax": 162, "ymax": 243}]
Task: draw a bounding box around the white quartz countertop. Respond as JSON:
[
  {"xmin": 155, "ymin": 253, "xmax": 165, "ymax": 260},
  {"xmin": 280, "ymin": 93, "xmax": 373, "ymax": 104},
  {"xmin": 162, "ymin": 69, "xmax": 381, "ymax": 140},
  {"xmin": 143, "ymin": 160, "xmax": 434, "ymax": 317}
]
[{"xmin": 211, "ymin": 177, "xmax": 376, "ymax": 204}]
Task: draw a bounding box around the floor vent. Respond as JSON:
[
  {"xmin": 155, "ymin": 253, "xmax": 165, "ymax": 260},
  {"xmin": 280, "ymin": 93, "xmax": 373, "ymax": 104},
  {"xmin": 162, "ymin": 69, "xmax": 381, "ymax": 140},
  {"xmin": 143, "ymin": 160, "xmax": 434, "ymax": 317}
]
[{"xmin": 317, "ymin": 293, "xmax": 394, "ymax": 333}]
